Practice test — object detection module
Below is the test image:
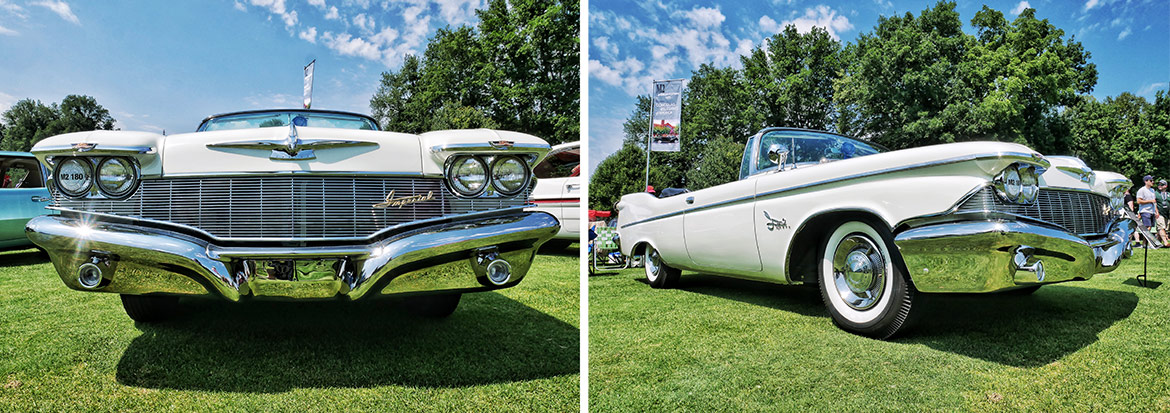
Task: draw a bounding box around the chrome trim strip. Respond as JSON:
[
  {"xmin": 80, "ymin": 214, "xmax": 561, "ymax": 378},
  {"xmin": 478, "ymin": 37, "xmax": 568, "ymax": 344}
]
[
  {"xmin": 896, "ymin": 185, "xmax": 1112, "ymax": 237},
  {"xmin": 430, "ymin": 143, "xmax": 548, "ymax": 153},
  {"xmin": 48, "ymin": 204, "xmax": 537, "ymax": 243},
  {"xmin": 622, "ymin": 151, "xmax": 1045, "ymax": 229},
  {"xmin": 36, "ymin": 145, "xmax": 155, "ymax": 155},
  {"xmin": 155, "ymin": 171, "xmax": 440, "ymax": 178}
]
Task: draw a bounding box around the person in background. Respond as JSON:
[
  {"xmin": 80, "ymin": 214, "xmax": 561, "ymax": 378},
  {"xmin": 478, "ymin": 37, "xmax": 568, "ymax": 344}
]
[
  {"xmin": 1156, "ymin": 179, "xmax": 1170, "ymax": 246},
  {"xmin": 1135, "ymin": 175, "xmax": 1158, "ymax": 246},
  {"xmin": 1125, "ymin": 188, "xmax": 1141, "ymax": 245}
]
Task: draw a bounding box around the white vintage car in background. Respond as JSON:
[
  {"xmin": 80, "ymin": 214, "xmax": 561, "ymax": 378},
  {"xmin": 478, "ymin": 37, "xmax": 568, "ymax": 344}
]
[
  {"xmin": 617, "ymin": 127, "xmax": 1135, "ymax": 339},
  {"xmin": 26, "ymin": 109, "xmax": 558, "ymax": 321},
  {"xmin": 529, "ymin": 141, "xmax": 581, "ymax": 249}
]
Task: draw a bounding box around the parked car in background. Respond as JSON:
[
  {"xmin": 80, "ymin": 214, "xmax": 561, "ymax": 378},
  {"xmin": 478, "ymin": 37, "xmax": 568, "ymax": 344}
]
[
  {"xmin": 530, "ymin": 141, "xmax": 581, "ymax": 250},
  {"xmin": 26, "ymin": 109, "xmax": 559, "ymax": 321},
  {"xmin": 617, "ymin": 127, "xmax": 1135, "ymax": 339},
  {"xmin": 0, "ymin": 151, "xmax": 52, "ymax": 249}
]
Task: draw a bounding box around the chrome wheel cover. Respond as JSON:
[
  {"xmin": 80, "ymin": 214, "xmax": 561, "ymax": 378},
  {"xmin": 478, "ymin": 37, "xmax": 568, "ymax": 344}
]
[
  {"xmin": 645, "ymin": 247, "xmax": 661, "ymax": 282},
  {"xmin": 831, "ymin": 234, "xmax": 887, "ymax": 311}
]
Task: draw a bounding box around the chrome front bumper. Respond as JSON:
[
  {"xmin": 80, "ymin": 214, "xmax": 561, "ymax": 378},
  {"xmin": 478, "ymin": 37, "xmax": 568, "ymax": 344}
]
[
  {"xmin": 894, "ymin": 218, "xmax": 1134, "ymax": 293},
  {"xmin": 26, "ymin": 211, "xmax": 559, "ymax": 300}
]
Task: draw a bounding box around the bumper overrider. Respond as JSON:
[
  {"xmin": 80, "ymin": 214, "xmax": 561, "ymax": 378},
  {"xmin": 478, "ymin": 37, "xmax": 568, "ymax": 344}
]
[
  {"xmin": 26, "ymin": 210, "xmax": 559, "ymax": 300},
  {"xmin": 894, "ymin": 217, "xmax": 1134, "ymax": 293}
]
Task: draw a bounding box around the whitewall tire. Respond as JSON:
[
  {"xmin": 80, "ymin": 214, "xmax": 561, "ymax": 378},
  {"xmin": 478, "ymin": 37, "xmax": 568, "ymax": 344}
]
[
  {"xmin": 644, "ymin": 244, "xmax": 680, "ymax": 289},
  {"xmin": 818, "ymin": 221, "xmax": 915, "ymax": 339}
]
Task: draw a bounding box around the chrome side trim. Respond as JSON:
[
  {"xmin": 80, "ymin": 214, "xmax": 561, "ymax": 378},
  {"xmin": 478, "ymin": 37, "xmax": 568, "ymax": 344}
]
[
  {"xmin": 622, "ymin": 151, "xmax": 1045, "ymax": 229},
  {"xmin": 36, "ymin": 145, "xmax": 155, "ymax": 155},
  {"xmin": 430, "ymin": 143, "xmax": 548, "ymax": 153},
  {"xmin": 47, "ymin": 204, "xmax": 537, "ymax": 243},
  {"xmin": 156, "ymin": 171, "xmax": 440, "ymax": 178}
]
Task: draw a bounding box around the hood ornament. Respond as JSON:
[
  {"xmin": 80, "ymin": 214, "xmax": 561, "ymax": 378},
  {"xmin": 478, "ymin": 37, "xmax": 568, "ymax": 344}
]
[
  {"xmin": 71, "ymin": 142, "xmax": 97, "ymax": 152},
  {"xmin": 207, "ymin": 123, "xmax": 378, "ymax": 160}
]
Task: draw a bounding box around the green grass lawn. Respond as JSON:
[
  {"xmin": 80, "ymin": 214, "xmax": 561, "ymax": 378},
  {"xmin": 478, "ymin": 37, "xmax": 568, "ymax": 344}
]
[
  {"xmin": 590, "ymin": 249, "xmax": 1170, "ymax": 412},
  {"xmin": 0, "ymin": 245, "xmax": 579, "ymax": 412}
]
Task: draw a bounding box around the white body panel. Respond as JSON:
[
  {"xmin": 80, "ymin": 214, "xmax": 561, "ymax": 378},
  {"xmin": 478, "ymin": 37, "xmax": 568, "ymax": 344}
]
[{"xmin": 528, "ymin": 141, "xmax": 581, "ymax": 240}]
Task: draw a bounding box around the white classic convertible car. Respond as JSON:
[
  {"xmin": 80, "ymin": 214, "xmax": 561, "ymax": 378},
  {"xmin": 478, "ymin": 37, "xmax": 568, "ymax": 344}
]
[
  {"xmin": 617, "ymin": 127, "xmax": 1135, "ymax": 338},
  {"xmin": 26, "ymin": 109, "xmax": 559, "ymax": 321}
]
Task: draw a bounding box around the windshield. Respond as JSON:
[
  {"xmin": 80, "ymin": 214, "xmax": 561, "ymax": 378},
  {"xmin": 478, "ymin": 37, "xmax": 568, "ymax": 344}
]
[
  {"xmin": 198, "ymin": 111, "xmax": 378, "ymax": 132},
  {"xmin": 756, "ymin": 130, "xmax": 883, "ymax": 171},
  {"xmin": 534, "ymin": 145, "xmax": 580, "ymax": 179}
]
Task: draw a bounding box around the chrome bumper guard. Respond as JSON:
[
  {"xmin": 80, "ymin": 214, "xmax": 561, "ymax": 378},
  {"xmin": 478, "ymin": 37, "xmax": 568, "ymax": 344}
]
[
  {"xmin": 894, "ymin": 218, "xmax": 1134, "ymax": 293},
  {"xmin": 26, "ymin": 211, "xmax": 559, "ymax": 300}
]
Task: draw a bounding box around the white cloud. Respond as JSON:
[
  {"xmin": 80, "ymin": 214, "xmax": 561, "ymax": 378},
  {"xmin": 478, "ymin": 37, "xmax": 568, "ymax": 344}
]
[
  {"xmin": 1011, "ymin": 1, "xmax": 1030, "ymax": 15},
  {"xmin": 759, "ymin": 15, "xmax": 780, "ymax": 33},
  {"xmin": 1083, "ymin": 0, "xmax": 1100, "ymax": 12},
  {"xmin": 324, "ymin": 6, "xmax": 339, "ymax": 20},
  {"xmin": 233, "ymin": 1, "xmax": 246, "ymax": 11},
  {"xmin": 589, "ymin": 59, "xmax": 623, "ymax": 87},
  {"xmin": 1118, "ymin": 27, "xmax": 1131, "ymax": 40},
  {"xmin": 0, "ymin": 91, "xmax": 15, "ymax": 114},
  {"xmin": 0, "ymin": 25, "xmax": 16, "ymax": 35},
  {"xmin": 780, "ymin": 5, "xmax": 853, "ymax": 40},
  {"xmin": 0, "ymin": 0, "xmax": 27, "ymax": 18},
  {"xmin": 299, "ymin": 26, "xmax": 317, "ymax": 43},
  {"xmin": 370, "ymin": 26, "xmax": 398, "ymax": 46},
  {"xmin": 352, "ymin": 13, "xmax": 375, "ymax": 33},
  {"xmin": 307, "ymin": 0, "xmax": 326, "ymax": 8},
  {"xmin": 593, "ymin": 36, "xmax": 618, "ymax": 57},
  {"xmin": 1137, "ymin": 82, "xmax": 1168, "ymax": 97},
  {"xmin": 433, "ymin": 0, "xmax": 484, "ymax": 27},
  {"xmin": 873, "ymin": 0, "xmax": 893, "ymax": 9},
  {"xmin": 684, "ymin": 7, "xmax": 724, "ymax": 29},
  {"xmin": 248, "ymin": 0, "xmax": 297, "ymax": 28},
  {"xmin": 320, "ymin": 31, "xmax": 382, "ymax": 61},
  {"xmin": 33, "ymin": 1, "xmax": 79, "ymax": 25}
]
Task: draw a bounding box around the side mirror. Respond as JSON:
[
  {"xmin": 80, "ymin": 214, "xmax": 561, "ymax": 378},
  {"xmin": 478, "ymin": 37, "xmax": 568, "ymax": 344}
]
[{"xmin": 767, "ymin": 143, "xmax": 789, "ymax": 171}]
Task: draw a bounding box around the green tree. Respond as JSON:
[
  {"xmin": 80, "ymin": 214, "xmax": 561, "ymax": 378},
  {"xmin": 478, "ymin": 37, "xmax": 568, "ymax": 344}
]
[
  {"xmin": 0, "ymin": 95, "xmax": 117, "ymax": 151},
  {"xmin": 742, "ymin": 25, "xmax": 842, "ymax": 130}
]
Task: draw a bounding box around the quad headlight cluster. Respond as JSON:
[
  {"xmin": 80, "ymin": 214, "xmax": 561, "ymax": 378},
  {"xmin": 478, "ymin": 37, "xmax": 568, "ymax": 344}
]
[
  {"xmin": 52, "ymin": 156, "xmax": 141, "ymax": 199},
  {"xmin": 993, "ymin": 163, "xmax": 1040, "ymax": 205},
  {"xmin": 445, "ymin": 155, "xmax": 530, "ymax": 197}
]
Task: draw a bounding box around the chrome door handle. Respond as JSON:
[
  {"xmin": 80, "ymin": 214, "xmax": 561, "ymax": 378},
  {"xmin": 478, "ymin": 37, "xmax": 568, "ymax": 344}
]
[
  {"xmin": 31, "ymin": 196, "xmax": 51, "ymax": 202},
  {"xmin": 685, "ymin": 196, "xmax": 694, "ymax": 204},
  {"xmin": 566, "ymin": 184, "xmax": 580, "ymax": 190}
]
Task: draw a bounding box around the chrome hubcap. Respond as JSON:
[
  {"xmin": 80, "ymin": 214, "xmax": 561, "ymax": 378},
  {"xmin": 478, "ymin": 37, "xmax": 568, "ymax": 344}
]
[
  {"xmin": 645, "ymin": 248, "xmax": 661, "ymax": 281},
  {"xmin": 832, "ymin": 235, "xmax": 886, "ymax": 311}
]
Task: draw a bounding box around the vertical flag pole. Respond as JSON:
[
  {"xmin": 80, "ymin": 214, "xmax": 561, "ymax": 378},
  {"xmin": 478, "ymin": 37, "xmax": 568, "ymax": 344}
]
[
  {"xmin": 645, "ymin": 91, "xmax": 655, "ymax": 191},
  {"xmin": 303, "ymin": 60, "xmax": 316, "ymax": 109}
]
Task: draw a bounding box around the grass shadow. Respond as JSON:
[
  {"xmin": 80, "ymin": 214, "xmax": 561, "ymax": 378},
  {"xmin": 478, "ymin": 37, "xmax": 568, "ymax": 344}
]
[
  {"xmin": 899, "ymin": 285, "xmax": 1138, "ymax": 367},
  {"xmin": 0, "ymin": 248, "xmax": 48, "ymax": 268},
  {"xmin": 671, "ymin": 273, "xmax": 826, "ymax": 317},
  {"xmin": 115, "ymin": 292, "xmax": 578, "ymax": 392},
  {"xmin": 668, "ymin": 274, "xmax": 1138, "ymax": 367},
  {"xmin": 538, "ymin": 243, "xmax": 579, "ymax": 258}
]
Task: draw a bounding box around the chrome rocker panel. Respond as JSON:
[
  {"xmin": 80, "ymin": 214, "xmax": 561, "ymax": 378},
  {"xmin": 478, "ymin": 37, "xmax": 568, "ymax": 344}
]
[
  {"xmin": 894, "ymin": 218, "xmax": 1134, "ymax": 293},
  {"xmin": 26, "ymin": 211, "xmax": 559, "ymax": 300}
]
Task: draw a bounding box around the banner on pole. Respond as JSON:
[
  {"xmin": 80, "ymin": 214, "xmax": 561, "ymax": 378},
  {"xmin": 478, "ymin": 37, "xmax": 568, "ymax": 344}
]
[
  {"xmin": 650, "ymin": 79, "xmax": 684, "ymax": 152},
  {"xmin": 303, "ymin": 60, "xmax": 315, "ymax": 109}
]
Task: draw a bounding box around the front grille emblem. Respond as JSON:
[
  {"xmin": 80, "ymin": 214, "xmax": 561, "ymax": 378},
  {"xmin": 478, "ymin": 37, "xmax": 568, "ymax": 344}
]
[
  {"xmin": 373, "ymin": 190, "xmax": 436, "ymax": 209},
  {"xmin": 207, "ymin": 123, "xmax": 378, "ymax": 160}
]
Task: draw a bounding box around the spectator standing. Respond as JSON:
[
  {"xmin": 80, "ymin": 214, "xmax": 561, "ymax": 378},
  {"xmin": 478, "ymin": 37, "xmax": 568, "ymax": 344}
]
[
  {"xmin": 1125, "ymin": 188, "xmax": 1140, "ymax": 245},
  {"xmin": 1156, "ymin": 179, "xmax": 1170, "ymax": 245},
  {"xmin": 1136, "ymin": 175, "xmax": 1158, "ymax": 238}
]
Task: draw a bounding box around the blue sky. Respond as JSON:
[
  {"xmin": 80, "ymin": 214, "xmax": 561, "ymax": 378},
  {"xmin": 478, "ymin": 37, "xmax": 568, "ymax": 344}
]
[
  {"xmin": 588, "ymin": 0, "xmax": 1170, "ymax": 172},
  {"xmin": 0, "ymin": 0, "xmax": 487, "ymax": 134}
]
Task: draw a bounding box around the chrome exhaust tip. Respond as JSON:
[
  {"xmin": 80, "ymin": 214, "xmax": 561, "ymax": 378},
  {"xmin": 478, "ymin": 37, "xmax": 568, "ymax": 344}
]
[{"xmin": 78, "ymin": 262, "xmax": 104, "ymax": 289}]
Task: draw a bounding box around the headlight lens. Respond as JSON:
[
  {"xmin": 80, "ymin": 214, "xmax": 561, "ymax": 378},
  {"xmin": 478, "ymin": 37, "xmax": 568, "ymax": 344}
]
[
  {"xmin": 490, "ymin": 156, "xmax": 529, "ymax": 195},
  {"xmin": 447, "ymin": 156, "xmax": 488, "ymax": 196},
  {"xmin": 1003, "ymin": 167, "xmax": 1022, "ymax": 200},
  {"xmin": 54, "ymin": 157, "xmax": 93, "ymax": 197},
  {"xmin": 96, "ymin": 157, "xmax": 139, "ymax": 198},
  {"xmin": 1018, "ymin": 166, "xmax": 1038, "ymax": 203}
]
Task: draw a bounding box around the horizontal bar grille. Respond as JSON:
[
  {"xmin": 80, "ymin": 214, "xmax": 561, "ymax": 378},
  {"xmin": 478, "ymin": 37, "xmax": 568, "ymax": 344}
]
[
  {"xmin": 956, "ymin": 187, "xmax": 1112, "ymax": 236},
  {"xmin": 53, "ymin": 176, "xmax": 529, "ymax": 239}
]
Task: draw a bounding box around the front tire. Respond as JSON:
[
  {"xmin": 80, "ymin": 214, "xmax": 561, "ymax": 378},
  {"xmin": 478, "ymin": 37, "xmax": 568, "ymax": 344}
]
[
  {"xmin": 644, "ymin": 245, "xmax": 680, "ymax": 288},
  {"xmin": 403, "ymin": 294, "xmax": 462, "ymax": 318},
  {"xmin": 120, "ymin": 295, "xmax": 179, "ymax": 323},
  {"xmin": 818, "ymin": 221, "xmax": 915, "ymax": 339}
]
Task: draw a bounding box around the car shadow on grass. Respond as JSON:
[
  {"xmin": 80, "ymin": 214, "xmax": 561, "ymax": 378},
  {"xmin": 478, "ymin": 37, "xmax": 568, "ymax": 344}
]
[
  {"xmin": 0, "ymin": 248, "xmax": 48, "ymax": 267},
  {"xmin": 115, "ymin": 292, "xmax": 578, "ymax": 392},
  {"xmin": 668, "ymin": 274, "xmax": 1138, "ymax": 367}
]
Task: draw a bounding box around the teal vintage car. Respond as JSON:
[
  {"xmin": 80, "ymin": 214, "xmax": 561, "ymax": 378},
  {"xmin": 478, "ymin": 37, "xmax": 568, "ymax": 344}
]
[{"xmin": 0, "ymin": 151, "xmax": 52, "ymax": 249}]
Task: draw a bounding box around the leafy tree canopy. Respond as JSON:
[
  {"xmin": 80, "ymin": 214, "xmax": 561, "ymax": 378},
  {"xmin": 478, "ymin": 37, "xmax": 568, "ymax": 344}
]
[{"xmin": 0, "ymin": 95, "xmax": 116, "ymax": 152}]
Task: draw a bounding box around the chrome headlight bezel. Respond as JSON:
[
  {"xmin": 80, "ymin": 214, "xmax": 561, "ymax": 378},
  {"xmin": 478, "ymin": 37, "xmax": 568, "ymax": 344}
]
[
  {"xmin": 446, "ymin": 155, "xmax": 490, "ymax": 197},
  {"xmin": 489, "ymin": 155, "xmax": 530, "ymax": 196},
  {"xmin": 53, "ymin": 157, "xmax": 94, "ymax": 198},
  {"xmin": 993, "ymin": 163, "xmax": 1040, "ymax": 205},
  {"xmin": 95, "ymin": 157, "xmax": 141, "ymax": 199}
]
